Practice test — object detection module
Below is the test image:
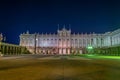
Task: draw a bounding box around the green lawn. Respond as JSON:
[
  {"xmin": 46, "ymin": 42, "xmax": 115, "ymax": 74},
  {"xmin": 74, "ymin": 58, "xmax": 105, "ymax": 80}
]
[
  {"xmin": 0, "ymin": 56, "xmax": 120, "ymax": 80},
  {"xmin": 81, "ymin": 54, "xmax": 120, "ymax": 60}
]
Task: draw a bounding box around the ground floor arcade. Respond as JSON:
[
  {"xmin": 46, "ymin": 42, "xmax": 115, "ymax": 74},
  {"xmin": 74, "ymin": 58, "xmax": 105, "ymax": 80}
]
[
  {"xmin": 27, "ymin": 47, "xmax": 87, "ymax": 55},
  {"xmin": 0, "ymin": 42, "xmax": 29, "ymax": 55}
]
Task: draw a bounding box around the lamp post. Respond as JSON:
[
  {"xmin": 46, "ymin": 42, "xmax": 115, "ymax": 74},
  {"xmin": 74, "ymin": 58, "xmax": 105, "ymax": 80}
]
[
  {"xmin": 0, "ymin": 33, "xmax": 3, "ymax": 56},
  {"xmin": 34, "ymin": 33, "xmax": 37, "ymax": 54}
]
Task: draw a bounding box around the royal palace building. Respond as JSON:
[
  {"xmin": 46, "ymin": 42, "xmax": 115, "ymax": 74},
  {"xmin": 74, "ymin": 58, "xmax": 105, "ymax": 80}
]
[{"xmin": 19, "ymin": 27, "xmax": 120, "ymax": 54}]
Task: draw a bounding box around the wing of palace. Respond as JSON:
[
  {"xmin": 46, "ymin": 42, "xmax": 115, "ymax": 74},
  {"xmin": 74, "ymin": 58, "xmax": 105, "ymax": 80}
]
[{"xmin": 19, "ymin": 27, "xmax": 120, "ymax": 54}]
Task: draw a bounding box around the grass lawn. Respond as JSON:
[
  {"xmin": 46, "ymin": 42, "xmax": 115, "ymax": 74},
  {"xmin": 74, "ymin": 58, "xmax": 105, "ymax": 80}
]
[
  {"xmin": 81, "ymin": 54, "xmax": 120, "ymax": 60},
  {"xmin": 0, "ymin": 56, "xmax": 120, "ymax": 80}
]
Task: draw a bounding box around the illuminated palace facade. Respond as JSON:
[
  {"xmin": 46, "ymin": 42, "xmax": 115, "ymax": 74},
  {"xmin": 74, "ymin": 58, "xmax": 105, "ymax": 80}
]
[{"xmin": 19, "ymin": 27, "xmax": 120, "ymax": 54}]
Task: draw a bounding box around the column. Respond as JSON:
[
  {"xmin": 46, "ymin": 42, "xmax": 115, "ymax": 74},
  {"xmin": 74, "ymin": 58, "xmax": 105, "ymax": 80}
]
[
  {"xmin": 6, "ymin": 46, "xmax": 8, "ymax": 55},
  {"xmin": 9, "ymin": 46, "xmax": 11, "ymax": 55},
  {"xmin": 3, "ymin": 45, "xmax": 5, "ymax": 54},
  {"xmin": 4, "ymin": 46, "xmax": 6, "ymax": 55},
  {"xmin": 86, "ymin": 38, "xmax": 88, "ymax": 47},
  {"xmin": 82, "ymin": 38, "xmax": 83, "ymax": 48},
  {"xmin": 13, "ymin": 47, "xmax": 15, "ymax": 55},
  {"xmin": 78, "ymin": 39, "xmax": 79, "ymax": 48}
]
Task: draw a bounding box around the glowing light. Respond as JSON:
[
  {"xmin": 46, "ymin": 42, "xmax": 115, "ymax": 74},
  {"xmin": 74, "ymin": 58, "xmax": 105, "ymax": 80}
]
[
  {"xmin": 87, "ymin": 46, "xmax": 93, "ymax": 49},
  {"xmin": 100, "ymin": 56, "xmax": 120, "ymax": 59},
  {"xmin": 86, "ymin": 55, "xmax": 120, "ymax": 59}
]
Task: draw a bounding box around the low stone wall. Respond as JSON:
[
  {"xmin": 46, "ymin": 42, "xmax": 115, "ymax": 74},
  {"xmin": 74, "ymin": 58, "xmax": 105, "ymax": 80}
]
[{"xmin": 0, "ymin": 42, "xmax": 31, "ymax": 55}]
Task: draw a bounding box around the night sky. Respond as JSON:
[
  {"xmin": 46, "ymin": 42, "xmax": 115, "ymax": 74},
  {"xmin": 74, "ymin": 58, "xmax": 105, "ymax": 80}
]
[{"xmin": 0, "ymin": 0, "xmax": 120, "ymax": 44}]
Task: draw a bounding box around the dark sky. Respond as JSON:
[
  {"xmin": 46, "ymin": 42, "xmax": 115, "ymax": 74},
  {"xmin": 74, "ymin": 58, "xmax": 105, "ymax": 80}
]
[{"xmin": 0, "ymin": 0, "xmax": 120, "ymax": 44}]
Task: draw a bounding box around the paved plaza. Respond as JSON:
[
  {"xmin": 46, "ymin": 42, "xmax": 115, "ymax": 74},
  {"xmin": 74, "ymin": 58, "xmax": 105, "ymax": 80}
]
[{"xmin": 0, "ymin": 55, "xmax": 120, "ymax": 80}]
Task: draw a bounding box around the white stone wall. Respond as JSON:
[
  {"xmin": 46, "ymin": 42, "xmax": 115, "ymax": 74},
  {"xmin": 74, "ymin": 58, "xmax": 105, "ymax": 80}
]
[{"xmin": 20, "ymin": 28, "xmax": 120, "ymax": 51}]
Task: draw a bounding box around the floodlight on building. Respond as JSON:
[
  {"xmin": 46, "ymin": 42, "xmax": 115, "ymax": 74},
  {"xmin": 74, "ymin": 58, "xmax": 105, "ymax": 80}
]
[{"xmin": 87, "ymin": 46, "xmax": 93, "ymax": 50}]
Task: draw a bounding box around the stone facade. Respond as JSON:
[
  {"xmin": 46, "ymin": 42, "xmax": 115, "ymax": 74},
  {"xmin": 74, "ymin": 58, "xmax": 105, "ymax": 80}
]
[{"xmin": 19, "ymin": 27, "xmax": 120, "ymax": 54}]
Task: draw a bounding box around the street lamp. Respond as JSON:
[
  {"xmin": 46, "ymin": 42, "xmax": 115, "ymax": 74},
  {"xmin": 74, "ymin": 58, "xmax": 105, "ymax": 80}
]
[{"xmin": 34, "ymin": 33, "xmax": 37, "ymax": 54}]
